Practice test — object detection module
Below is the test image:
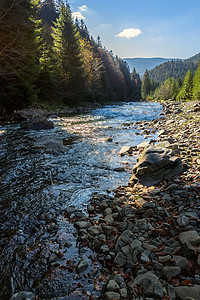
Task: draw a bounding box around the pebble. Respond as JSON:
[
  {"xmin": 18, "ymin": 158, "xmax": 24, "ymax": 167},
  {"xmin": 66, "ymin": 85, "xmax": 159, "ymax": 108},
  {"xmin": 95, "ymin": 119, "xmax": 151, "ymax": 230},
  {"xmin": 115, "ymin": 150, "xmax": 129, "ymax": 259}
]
[
  {"xmin": 76, "ymin": 259, "xmax": 88, "ymax": 273},
  {"xmin": 163, "ymin": 266, "xmax": 181, "ymax": 278},
  {"xmin": 106, "ymin": 279, "xmax": 120, "ymax": 292},
  {"xmin": 104, "ymin": 292, "xmax": 120, "ymax": 300},
  {"xmin": 74, "ymin": 221, "xmax": 90, "ymax": 230},
  {"xmin": 114, "ymin": 252, "xmax": 126, "ymax": 267}
]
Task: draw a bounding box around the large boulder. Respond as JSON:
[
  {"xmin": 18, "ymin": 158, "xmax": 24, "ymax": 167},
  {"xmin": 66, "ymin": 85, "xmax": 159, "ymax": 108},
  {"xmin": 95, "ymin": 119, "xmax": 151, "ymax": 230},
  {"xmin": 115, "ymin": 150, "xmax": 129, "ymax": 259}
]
[
  {"xmin": 15, "ymin": 109, "xmax": 54, "ymax": 130},
  {"xmin": 129, "ymin": 146, "xmax": 183, "ymax": 186}
]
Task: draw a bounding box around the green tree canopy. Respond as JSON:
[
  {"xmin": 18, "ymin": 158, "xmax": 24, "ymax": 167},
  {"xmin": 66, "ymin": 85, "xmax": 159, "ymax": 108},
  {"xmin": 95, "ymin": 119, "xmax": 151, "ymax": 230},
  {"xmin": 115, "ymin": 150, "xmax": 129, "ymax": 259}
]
[
  {"xmin": 52, "ymin": 1, "xmax": 84, "ymax": 102},
  {"xmin": 192, "ymin": 61, "xmax": 200, "ymax": 100},
  {"xmin": 0, "ymin": 0, "xmax": 40, "ymax": 111},
  {"xmin": 141, "ymin": 69, "xmax": 151, "ymax": 98},
  {"xmin": 177, "ymin": 69, "xmax": 193, "ymax": 101},
  {"xmin": 153, "ymin": 78, "xmax": 180, "ymax": 100}
]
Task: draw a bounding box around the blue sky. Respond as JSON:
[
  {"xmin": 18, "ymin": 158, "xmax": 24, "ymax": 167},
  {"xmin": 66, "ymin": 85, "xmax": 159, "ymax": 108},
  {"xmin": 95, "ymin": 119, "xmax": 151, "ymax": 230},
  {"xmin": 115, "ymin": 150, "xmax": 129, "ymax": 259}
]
[{"xmin": 68, "ymin": 0, "xmax": 200, "ymax": 59}]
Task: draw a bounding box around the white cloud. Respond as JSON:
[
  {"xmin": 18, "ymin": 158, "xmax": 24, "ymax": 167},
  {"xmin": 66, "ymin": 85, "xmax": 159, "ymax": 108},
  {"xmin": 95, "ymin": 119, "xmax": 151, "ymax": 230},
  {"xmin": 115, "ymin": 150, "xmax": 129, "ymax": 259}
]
[
  {"xmin": 79, "ymin": 5, "xmax": 87, "ymax": 12},
  {"xmin": 116, "ymin": 28, "xmax": 141, "ymax": 39},
  {"xmin": 72, "ymin": 11, "xmax": 85, "ymax": 20},
  {"xmin": 72, "ymin": 5, "xmax": 88, "ymax": 20}
]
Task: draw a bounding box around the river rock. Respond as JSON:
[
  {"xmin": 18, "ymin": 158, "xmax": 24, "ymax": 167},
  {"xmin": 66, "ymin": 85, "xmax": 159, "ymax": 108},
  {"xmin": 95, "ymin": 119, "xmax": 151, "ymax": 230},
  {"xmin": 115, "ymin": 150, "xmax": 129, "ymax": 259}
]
[
  {"xmin": 114, "ymin": 252, "xmax": 126, "ymax": 267},
  {"xmin": 163, "ymin": 266, "xmax": 181, "ymax": 278},
  {"xmin": 118, "ymin": 146, "xmax": 135, "ymax": 156},
  {"xmin": 104, "ymin": 292, "xmax": 120, "ymax": 300},
  {"xmin": 173, "ymin": 255, "xmax": 188, "ymax": 269},
  {"xmin": 177, "ymin": 215, "xmax": 190, "ymax": 227},
  {"xmin": 134, "ymin": 271, "xmax": 163, "ymax": 298},
  {"xmin": 129, "ymin": 146, "xmax": 183, "ymax": 186},
  {"xmin": 179, "ymin": 230, "xmax": 200, "ymax": 246},
  {"xmin": 17, "ymin": 109, "xmax": 54, "ymax": 130},
  {"xmin": 106, "ymin": 279, "xmax": 120, "ymax": 292},
  {"xmin": 76, "ymin": 259, "xmax": 88, "ymax": 273},
  {"xmin": 104, "ymin": 137, "xmax": 113, "ymax": 142},
  {"xmin": 74, "ymin": 221, "xmax": 90, "ymax": 230},
  {"xmin": 119, "ymin": 288, "xmax": 127, "ymax": 298},
  {"xmin": 175, "ymin": 285, "xmax": 200, "ymax": 300}
]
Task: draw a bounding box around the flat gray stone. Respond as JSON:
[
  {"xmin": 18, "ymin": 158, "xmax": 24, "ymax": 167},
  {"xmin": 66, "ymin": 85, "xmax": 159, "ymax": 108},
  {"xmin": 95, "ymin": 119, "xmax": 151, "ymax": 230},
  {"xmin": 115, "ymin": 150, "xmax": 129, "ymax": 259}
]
[
  {"xmin": 175, "ymin": 285, "xmax": 200, "ymax": 300},
  {"xmin": 179, "ymin": 230, "xmax": 200, "ymax": 246},
  {"xmin": 74, "ymin": 221, "xmax": 90, "ymax": 230},
  {"xmin": 104, "ymin": 292, "xmax": 120, "ymax": 300},
  {"xmin": 163, "ymin": 266, "xmax": 181, "ymax": 278}
]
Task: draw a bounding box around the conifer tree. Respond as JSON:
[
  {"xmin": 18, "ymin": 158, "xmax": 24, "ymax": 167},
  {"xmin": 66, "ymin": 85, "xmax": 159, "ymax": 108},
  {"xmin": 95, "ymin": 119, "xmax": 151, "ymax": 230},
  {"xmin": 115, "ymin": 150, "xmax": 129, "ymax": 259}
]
[
  {"xmin": 0, "ymin": 0, "xmax": 40, "ymax": 111},
  {"xmin": 97, "ymin": 36, "xmax": 102, "ymax": 47},
  {"xmin": 36, "ymin": 0, "xmax": 58, "ymax": 101},
  {"xmin": 177, "ymin": 69, "xmax": 193, "ymax": 101},
  {"xmin": 52, "ymin": 1, "xmax": 84, "ymax": 102},
  {"xmin": 192, "ymin": 61, "xmax": 200, "ymax": 100},
  {"xmin": 141, "ymin": 69, "xmax": 151, "ymax": 98},
  {"xmin": 131, "ymin": 68, "xmax": 142, "ymax": 99}
]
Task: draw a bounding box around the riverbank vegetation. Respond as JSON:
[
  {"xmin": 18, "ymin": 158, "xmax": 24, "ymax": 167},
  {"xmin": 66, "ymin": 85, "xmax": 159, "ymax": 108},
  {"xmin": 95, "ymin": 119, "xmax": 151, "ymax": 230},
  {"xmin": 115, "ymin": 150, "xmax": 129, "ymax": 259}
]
[{"xmin": 0, "ymin": 0, "xmax": 141, "ymax": 114}]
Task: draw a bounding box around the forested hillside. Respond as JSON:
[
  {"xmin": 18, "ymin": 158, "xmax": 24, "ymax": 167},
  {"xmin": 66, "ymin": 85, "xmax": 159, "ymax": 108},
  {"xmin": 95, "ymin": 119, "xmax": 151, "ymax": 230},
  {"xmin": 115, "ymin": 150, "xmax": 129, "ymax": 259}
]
[
  {"xmin": 141, "ymin": 60, "xmax": 200, "ymax": 101},
  {"xmin": 0, "ymin": 0, "xmax": 140, "ymax": 114},
  {"xmin": 149, "ymin": 53, "xmax": 200, "ymax": 83}
]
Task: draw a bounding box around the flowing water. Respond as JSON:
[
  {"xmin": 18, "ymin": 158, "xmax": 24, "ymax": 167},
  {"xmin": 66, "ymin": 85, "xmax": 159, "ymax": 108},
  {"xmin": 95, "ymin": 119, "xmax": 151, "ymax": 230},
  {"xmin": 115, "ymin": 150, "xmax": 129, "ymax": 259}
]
[{"xmin": 0, "ymin": 102, "xmax": 162, "ymax": 299}]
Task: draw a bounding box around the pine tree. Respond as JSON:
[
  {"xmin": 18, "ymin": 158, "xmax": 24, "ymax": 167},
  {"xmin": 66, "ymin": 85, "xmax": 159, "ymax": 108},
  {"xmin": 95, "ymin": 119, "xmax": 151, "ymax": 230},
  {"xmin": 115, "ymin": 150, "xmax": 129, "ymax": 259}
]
[
  {"xmin": 52, "ymin": 1, "xmax": 84, "ymax": 102},
  {"xmin": 0, "ymin": 0, "xmax": 40, "ymax": 111},
  {"xmin": 141, "ymin": 69, "xmax": 151, "ymax": 98},
  {"xmin": 36, "ymin": 0, "xmax": 58, "ymax": 101},
  {"xmin": 177, "ymin": 69, "xmax": 193, "ymax": 101},
  {"xmin": 192, "ymin": 61, "xmax": 200, "ymax": 100},
  {"xmin": 97, "ymin": 36, "xmax": 102, "ymax": 47},
  {"xmin": 131, "ymin": 68, "xmax": 142, "ymax": 99}
]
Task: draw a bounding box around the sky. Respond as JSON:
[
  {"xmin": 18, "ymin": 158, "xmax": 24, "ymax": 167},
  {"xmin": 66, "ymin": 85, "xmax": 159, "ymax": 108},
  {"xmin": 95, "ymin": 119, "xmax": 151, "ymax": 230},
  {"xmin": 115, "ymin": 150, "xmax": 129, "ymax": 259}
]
[{"xmin": 68, "ymin": 0, "xmax": 200, "ymax": 59}]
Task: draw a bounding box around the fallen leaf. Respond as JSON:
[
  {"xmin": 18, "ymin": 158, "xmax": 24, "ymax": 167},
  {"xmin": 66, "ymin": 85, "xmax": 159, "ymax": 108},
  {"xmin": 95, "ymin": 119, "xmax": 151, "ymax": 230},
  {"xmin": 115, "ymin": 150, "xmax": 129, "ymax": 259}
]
[
  {"xmin": 94, "ymin": 279, "xmax": 101, "ymax": 291},
  {"xmin": 180, "ymin": 279, "xmax": 194, "ymax": 286}
]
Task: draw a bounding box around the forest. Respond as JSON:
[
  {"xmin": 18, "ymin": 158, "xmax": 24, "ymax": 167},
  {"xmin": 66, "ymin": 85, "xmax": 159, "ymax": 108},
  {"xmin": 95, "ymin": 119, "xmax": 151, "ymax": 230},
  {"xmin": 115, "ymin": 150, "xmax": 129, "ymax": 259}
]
[
  {"xmin": 141, "ymin": 56, "xmax": 200, "ymax": 101},
  {"xmin": 0, "ymin": 0, "xmax": 141, "ymax": 115}
]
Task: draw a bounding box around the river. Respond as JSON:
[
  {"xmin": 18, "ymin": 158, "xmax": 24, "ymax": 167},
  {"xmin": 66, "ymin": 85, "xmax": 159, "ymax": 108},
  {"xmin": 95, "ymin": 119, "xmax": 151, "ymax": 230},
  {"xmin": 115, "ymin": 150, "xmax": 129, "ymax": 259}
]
[{"xmin": 0, "ymin": 102, "xmax": 162, "ymax": 299}]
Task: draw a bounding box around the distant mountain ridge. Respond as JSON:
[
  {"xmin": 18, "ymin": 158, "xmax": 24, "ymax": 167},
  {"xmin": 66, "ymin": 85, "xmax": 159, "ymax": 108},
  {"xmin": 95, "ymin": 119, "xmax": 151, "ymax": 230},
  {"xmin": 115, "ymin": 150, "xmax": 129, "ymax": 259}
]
[{"xmin": 124, "ymin": 57, "xmax": 178, "ymax": 75}]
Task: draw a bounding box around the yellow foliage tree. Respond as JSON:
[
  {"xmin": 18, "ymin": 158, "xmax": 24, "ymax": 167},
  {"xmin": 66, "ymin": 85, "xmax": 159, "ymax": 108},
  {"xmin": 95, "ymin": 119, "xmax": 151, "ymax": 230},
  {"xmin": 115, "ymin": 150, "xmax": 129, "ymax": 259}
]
[{"xmin": 79, "ymin": 38, "xmax": 102, "ymax": 91}]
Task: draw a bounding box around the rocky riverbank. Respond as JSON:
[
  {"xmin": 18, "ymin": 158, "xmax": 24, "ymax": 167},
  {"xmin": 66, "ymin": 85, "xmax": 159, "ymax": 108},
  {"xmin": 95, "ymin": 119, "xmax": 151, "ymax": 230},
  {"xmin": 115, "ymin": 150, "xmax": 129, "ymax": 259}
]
[
  {"xmin": 10, "ymin": 100, "xmax": 200, "ymax": 300},
  {"xmin": 73, "ymin": 100, "xmax": 200, "ymax": 300}
]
